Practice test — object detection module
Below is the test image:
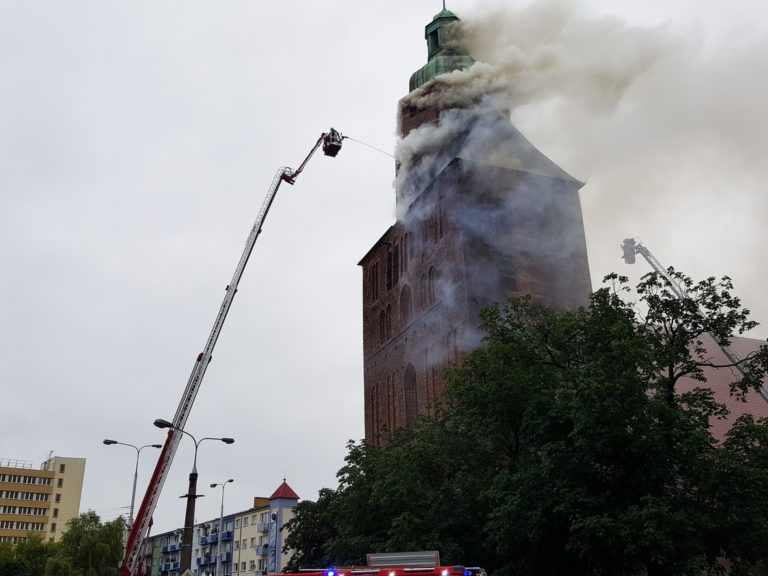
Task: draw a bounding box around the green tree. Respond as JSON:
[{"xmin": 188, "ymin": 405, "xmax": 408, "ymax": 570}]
[
  {"xmin": 44, "ymin": 511, "xmax": 124, "ymax": 576},
  {"xmin": 444, "ymin": 274, "xmax": 768, "ymax": 576},
  {"xmin": 284, "ymin": 488, "xmax": 342, "ymax": 571},
  {"xmin": 0, "ymin": 540, "xmax": 25, "ymax": 576},
  {"xmin": 15, "ymin": 533, "xmax": 60, "ymax": 576},
  {"xmin": 283, "ymin": 270, "xmax": 768, "ymax": 576}
]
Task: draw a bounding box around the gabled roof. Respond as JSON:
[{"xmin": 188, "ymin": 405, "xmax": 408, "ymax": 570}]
[
  {"xmin": 270, "ymin": 480, "xmax": 299, "ymax": 500},
  {"xmin": 451, "ymin": 107, "xmax": 582, "ymax": 184},
  {"xmin": 677, "ymin": 334, "xmax": 768, "ymax": 440}
]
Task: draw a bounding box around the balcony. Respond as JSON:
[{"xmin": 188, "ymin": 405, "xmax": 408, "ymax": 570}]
[
  {"xmin": 256, "ymin": 522, "xmax": 268, "ymax": 533},
  {"xmin": 203, "ymin": 530, "xmax": 232, "ymax": 545},
  {"xmin": 160, "ymin": 561, "xmax": 180, "ymax": 572},
  {"xmin": 254, "ymin": 545, "xmax": 268, "ymax": 556},
  {"xmin": 161, "ymin": 543, "xmax": 182, "ymax": 553},
  {"xmin": 196, "ymin": 552, "xmax": 232, "ymax": 566}
]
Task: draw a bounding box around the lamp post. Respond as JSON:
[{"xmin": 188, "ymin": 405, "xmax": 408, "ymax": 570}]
[
  {"xmin": 153, "ymin": 419, "xmax": 234, "ymax": 574},
  {"xmin": 211, "ymin": 479, "xmax": 234, "ymax": 576},
  {"xmin": 102, "ymin": 439, "xmax": 162, "ymax": 530}
]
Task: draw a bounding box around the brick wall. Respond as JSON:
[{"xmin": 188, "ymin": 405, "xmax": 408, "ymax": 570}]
[{"xmin": 360, "ymin": 98, "xmax": 592, "ymax": 445}]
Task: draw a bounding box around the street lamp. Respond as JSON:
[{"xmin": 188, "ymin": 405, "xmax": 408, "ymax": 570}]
[
  {"xmin": 153, "ymin": 418, "xmax": 235, "ymax": 574},
  {"xmin": 102, "ymin": 439, "xmax": 162, "ymax": 529},
  {"xmin": 211, "ymin": 479, "xmax": 234, "ymax": 576}
]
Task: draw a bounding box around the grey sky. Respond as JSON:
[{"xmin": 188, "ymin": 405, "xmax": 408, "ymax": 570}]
[{"xmin": 1, "ymin": 0, "xmax": 766, "ymax": 535}]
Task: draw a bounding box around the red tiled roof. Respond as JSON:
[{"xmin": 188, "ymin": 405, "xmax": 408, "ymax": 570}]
[
  {"xmin": 270, "ymin": 481, "xmax": 299, "ymax": 500},
  {"xmin": 676, "ymin": 334, "xmax": 768, "ymax": 440}
]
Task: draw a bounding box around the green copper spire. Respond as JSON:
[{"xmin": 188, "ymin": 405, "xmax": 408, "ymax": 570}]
[{"xmin": 408, "ymin": 6, "xmax": 475, "ymax": 91}]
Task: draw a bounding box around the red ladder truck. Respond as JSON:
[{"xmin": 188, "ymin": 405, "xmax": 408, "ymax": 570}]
[{"xmin": 120, "ymin": 129, "xmax": 345, "ymax": 576}]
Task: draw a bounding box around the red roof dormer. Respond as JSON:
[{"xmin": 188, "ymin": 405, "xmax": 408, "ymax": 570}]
[{"xmin": 269, "ymin": 481, "xmax": 299, "ymax": 500}]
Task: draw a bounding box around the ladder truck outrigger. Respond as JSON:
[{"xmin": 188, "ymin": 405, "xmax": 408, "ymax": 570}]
[
  {"xmin": 620, "ymin": 238, "xmax": 768, "ymax": 403},
  {"xmin": 120, "ymin": 128, "xmax": 345, "ymax": 576}
]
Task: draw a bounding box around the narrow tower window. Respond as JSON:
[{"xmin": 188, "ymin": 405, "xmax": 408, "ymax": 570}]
[
  {"xmin": 400, "ymin": 285, "xmax": 413, "ymax": 323},
  {"xmin": 404, "ymin": 363, "xmax": 418, "ymax": 422},
  {"xmin": 370, "ymin": 262, "xmax": 379, "ymax": 303},
  {"xmin": 393, "ymin": 243, "xmax": 400, "ymax": 286}
]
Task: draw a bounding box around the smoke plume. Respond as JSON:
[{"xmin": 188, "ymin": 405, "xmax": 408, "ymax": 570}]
[{"xmin": 395, "ymin": 0, "xmax": 768, "ymax": 338}]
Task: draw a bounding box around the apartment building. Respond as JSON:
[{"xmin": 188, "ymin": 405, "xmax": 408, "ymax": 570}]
[{"xmin": 0, "ymin": 455, "xmax": 85, "ymax": 543}]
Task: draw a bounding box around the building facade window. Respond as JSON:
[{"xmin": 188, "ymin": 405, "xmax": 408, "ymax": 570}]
[
  {"xmin": 56, "ymin": 478, "xmax": 63, "ymax": 488},
  {"xmin": 379, "ymin": 310, "xmax": 387, "ymax": 344},
  {"xmin": 400, "ymin": 284, "xmax": 412, "ymax": 323},
  {"xmin": 404, "ymin": 363, "xmax": 418, "ymax": 422},
  {"xmin": 370, "ymin": 262, "xmax": 379, "ymax": 303},
  {"xmin": 403, "ymin": 233, "xmax": 410, "ymax": 272},
  {"xmin": 393, "ymin": 243, "xmax": 400, "ymax": 286},
  {"xmin": 428, "ymin": 266, "xmax": 437, "ymax": 305}
]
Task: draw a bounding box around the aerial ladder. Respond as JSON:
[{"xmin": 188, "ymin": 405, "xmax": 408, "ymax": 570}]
[
  {"xmin": 620, "ymin": 238, "xmax": 768, "ymax": 403},
  {"xmin": 120, "ymin": 129, "xmax": 345, "ymax": 576}
]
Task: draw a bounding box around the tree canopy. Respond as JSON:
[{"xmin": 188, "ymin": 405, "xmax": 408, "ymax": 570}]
[
  {"xmin": 0, "ymin": 512, "xmax": 124, "ymax": 576},
  {"xmin": 44, "ymin": 511, "xmax": 124, "ymax": 576},
  {"xmin": 283, "ymin": 270, "xmax": 768, "ymax": 576}
]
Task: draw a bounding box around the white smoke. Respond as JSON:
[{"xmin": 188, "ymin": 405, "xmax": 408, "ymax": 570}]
[
  {"xmin": 394, "ymin": 0, "xmax": 768, "ymax": 338},
  {"xmin": 403, "ymin": 0, "xmax": 674, "ymax": 118}
]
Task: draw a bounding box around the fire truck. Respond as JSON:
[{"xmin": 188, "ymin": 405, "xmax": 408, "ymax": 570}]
[
  {"xmin": 120, "ymin": 129, "xmax": 345, "ymax": 576},
  {"xmin": 285, "ymin": 566, "xmax": 486, "ymax": 576},
  {"xmin": 277, "ymin": 552, "xmax": 486, "ymax": 576}
]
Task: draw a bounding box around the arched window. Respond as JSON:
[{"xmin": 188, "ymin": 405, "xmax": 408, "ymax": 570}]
[
  {"xmin": 437, "ymin": 195, "xmax": 445, "ymax": 238},
  {"xmin": 371, "ymin": 385, "xmax": 378, "ymax": 435},
  {"xmin": 420, "ymin": 273, "xmax": 428, "ymax": 309},
  {"xmin": 393, "ymin": 243, "xmax": 400, "ymax": 285},
  {"xmin": 400, "ymin": 284, "xmax": 412, "ymax": 323},
  {"xmin": 379, "ymin": 310, "xmax": 387, "ymax": 344},
  {"xmin": 403, "ymin": 233, "xmax": 409, "ymax": 271},
  {"xmin": 404, "ymin": 363, "xmax": 418, "ymax": 422},
  {"xmin": 428, "ymin": 266, "xmax": 437, "ymax": 305},
  {"xmin": 369, "ymin": 262, "xmax": 379, "ymax": 303},
  {"xmin": 387, "ymin": 373, "xmax": 394, "ymax": 430},
  {"xmin": 385, "ymin": 305, "xmax": 392, "ymax": 340}
]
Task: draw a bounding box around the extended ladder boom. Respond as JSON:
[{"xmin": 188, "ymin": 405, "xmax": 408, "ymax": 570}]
[
  {"xmin": 621, "ymin": 238, "xmax": 768, "ymax": 403},
  {"xmin": 121, "ymin": 130, "xmax": 343, "ymax": 576}
]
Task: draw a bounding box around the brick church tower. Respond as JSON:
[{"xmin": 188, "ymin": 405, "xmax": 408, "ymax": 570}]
[{"xmin": 359, "ymin": 8, "xmax": 592, "ymax": 444}]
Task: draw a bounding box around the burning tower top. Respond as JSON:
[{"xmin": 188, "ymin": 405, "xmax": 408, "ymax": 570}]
[
  {"xmin": 409, "ymin": 8, "xmax": 475, "ymax": 92},
  {"xmin": 399, "ymin": 8, "xmax": 475, "ymax": 138}
]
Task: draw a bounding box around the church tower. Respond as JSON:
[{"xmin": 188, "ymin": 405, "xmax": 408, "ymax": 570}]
[{"xmin": 359, "ymin": 7, "xmax": 592, "ymax": 445}]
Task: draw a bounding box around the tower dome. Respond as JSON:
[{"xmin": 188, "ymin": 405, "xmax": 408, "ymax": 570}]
[{"xmin": 408, "ymin": 6, "xmax": 475, "ymax": 92}]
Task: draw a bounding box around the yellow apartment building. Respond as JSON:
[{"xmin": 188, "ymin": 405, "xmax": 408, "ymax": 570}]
[{"xmin": 0, "ymin": 455, "xmax": 86, "ymax": 543}]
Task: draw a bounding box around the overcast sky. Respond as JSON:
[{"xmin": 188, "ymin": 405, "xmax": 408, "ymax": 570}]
[{"xmin": 2, "ymin": 0, "xmax": 767, "ymax": 535}]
